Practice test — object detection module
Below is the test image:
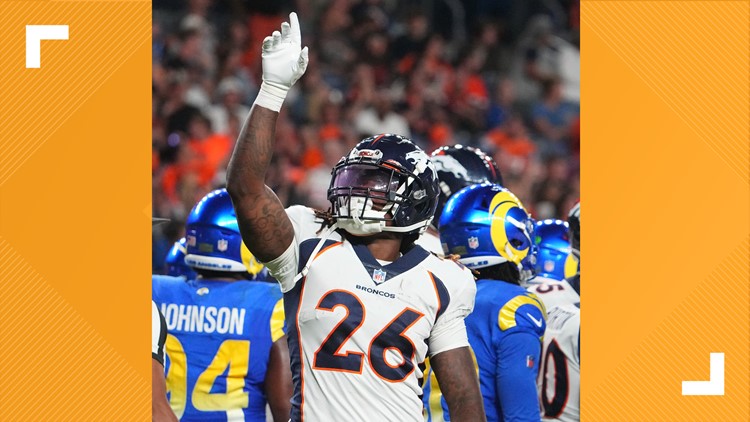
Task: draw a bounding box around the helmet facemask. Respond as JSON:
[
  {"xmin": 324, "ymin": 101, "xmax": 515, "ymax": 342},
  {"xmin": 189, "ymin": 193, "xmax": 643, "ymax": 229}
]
[{"xmin": 329, "ymin": 160, "xmax": 433, "ymax": 236}]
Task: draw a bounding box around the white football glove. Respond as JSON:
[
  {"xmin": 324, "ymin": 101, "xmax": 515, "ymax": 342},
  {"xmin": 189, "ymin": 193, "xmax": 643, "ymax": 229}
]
[{"xmin": 254, "ymin": 12, "xmax": 309, "ymax": 112}]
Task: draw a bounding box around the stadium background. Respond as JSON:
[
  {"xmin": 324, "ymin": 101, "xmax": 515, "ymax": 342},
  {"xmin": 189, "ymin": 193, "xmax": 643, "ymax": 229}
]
[{"xmin": 151, "ymin": 0, "xmax": 580, "ymax": 272}]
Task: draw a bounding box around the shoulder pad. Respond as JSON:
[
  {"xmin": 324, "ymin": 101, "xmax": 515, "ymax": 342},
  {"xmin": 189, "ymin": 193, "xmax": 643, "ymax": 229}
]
[
  {"xmin": 152, "ymin": 274, "xmax": 185, "ymax": 286},
  {"xmin": 498, "ymin": 292, "xmax": 546, "ymax": 337}
]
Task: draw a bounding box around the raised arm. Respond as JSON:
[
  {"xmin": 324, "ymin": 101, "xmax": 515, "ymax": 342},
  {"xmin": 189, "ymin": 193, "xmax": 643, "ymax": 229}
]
[{"xmin": 226, "ymin": 12, "xmax": 308, "ymax": 262}]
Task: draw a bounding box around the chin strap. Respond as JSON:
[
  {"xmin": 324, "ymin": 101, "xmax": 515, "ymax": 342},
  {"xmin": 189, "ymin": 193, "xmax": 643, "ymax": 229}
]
[{"xmin": 293, "ymin": 222, "xmax": 339, "ymax": 284}]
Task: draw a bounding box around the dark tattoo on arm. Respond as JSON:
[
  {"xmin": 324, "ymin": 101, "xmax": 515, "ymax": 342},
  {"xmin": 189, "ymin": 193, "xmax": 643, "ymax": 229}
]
[
  {"xmin": 227, "ymin": 106, "xmax": 294, "ymax": 262},
  {"xmin": 431, "ymin": 347, "xmax": 487, "ymax": 422}
]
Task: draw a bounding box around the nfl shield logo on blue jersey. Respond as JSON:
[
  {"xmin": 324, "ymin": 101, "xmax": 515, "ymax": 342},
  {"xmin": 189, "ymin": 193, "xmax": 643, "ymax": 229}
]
[
  {"xmin": 372, "ymin": 269, "xmax": 387, "ymax": 285},
  {"xmin": 468, "ymin": 236, "xmax": 479, "ymax": 249},
  {"xmin": 526, "ymin": 355, "xmax": 535, "ymax": 368},
  {"xmin": 217, "ymin": 239, "xmax": 228, "ymax": 252}
]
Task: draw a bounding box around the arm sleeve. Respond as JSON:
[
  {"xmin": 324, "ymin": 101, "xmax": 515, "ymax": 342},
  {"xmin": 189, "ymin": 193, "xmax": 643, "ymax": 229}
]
[
  {"xmin": 428, "ymin": 273, "xmax": 477, "ymax": 357},
  {"xmin": 265, "ymin": 205, "xmax": 324, "ymax": 292},
  {"xmin": 496, "ymin": 331, "xmax": 543, "ymax": 422},
  {"xmin": 152, "ymin": 301, "xmax": 167, "ymax": 365},
  {"xmin": 263, "ymin": 240, "xmax": 299, "ymax": 293}
]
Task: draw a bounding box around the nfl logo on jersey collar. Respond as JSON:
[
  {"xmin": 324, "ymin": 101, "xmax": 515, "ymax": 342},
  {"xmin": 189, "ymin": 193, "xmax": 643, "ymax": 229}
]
[{"xmin": 372, "ymin": 269, "xmax": 387, "ymax": 285}]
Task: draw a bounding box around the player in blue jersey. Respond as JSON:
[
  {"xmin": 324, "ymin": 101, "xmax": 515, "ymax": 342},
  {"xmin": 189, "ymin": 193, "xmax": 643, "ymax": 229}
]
[
  {"xmin": 440, "ymin": 183, "xmax": 546, "ymax": 422},
  {"xmin": 165, "ymin": 238, "xmax": 198, "ymax": 279},
  {"xmin": 152, "ymin": 189, "xmax": 291, "ymax": 422},
  {"xmin": 420, "ymin": 145, "xmax": 502, "ymax": 421},
  {"xmin": 528, "ymin": 219, "xmax": 577, "ymax": 285}
]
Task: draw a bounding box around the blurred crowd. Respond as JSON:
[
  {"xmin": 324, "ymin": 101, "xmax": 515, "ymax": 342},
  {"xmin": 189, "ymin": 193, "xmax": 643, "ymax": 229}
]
[{"xmin": 152, "ymin": 0, "xmax": 580, "ymax": 271}]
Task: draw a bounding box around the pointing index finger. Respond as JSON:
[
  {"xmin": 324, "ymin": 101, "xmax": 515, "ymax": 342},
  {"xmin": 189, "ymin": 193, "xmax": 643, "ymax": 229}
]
[{"xmin": 289, "ymin": 12, "xmax": 301, "ymax": 45}]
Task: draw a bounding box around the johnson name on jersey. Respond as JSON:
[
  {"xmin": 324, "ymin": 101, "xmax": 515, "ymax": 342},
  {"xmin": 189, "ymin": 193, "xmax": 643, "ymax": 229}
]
[
  {"xmin": 266, "ymin": 236, "xmax": 476, "ymax": 421},
  {"xmin": 152, "ymin": 275, "xmax": 284, "ymax": 422},
  {"xmin": 539, "ymin": 303, "xmax": 580, "ymax": 422}
]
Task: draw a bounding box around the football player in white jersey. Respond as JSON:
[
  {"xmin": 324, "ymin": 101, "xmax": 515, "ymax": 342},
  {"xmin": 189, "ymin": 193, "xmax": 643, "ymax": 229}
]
[
  {"xmin": 285, "ymin": 204, "xmax": 342, "ymax": 244},
  {"xmin": 226, "ymin": 13, "xmax": 485, "ymax": 422},
  {"xmin": 538, "ymin": 202, "xmax": 580, "ymax": 421},
  {"xmin": 416, "ymin": 145, "xmax": 502, "ymax": 255},
  {"xmin": 540, "ymin": 304, "xmax": 579, "ymax": 421}
]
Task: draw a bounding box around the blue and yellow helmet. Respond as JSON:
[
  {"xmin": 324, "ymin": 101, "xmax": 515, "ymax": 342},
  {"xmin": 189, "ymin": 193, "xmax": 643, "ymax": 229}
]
[
  {"xmin": 439, "ymin": 183, "xmax": 536, "ymax": 279},
  {"xmin": 184, "ymin": 189, "xmax": 264, "ymax": 276},
  {"xmin": 534, "ymin": 219, "xmax": 577, "ymax": 280},
  {"xmin": 165, "ymin": 237, "xmax": 197, "ymax": 279}
]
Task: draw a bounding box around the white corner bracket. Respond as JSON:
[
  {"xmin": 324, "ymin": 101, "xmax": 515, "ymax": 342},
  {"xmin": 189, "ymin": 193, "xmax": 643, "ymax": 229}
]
[
  {"xmin": 681, "ymin": 353, "xmax": 724, "ymax": 396},
  {"xmin": 26, "ymin": 25, "xmax": 69, "ymax": 68}
]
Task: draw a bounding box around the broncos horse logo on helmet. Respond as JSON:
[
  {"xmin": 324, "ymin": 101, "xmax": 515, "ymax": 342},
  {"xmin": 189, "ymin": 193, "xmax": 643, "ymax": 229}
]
[
  {"xmin": 568, "ymin": 201, "xmax": 580, "ymax": 260},
  {"xmin": 328, "ymin": 134, "xmax": 439, "ymax": 237},
  {"xmin": 430, "ymin": 145, "xmax": 502, "ymax": 228},
  {"xmin": 184, "ymin": 189, "xmax": 265, "ymax": 278}
]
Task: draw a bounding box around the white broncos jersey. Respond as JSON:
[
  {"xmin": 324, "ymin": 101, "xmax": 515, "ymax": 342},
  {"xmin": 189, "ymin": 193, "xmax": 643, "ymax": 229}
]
[
  {"xmin": 265, "ymin": 222, "xmax": 476, "ymax": 421},
  {"xmin": 285, "ymin": 205, "xmax": 342, "ymax": 244},
  {"xmin": 528, "ymin": 274, "xmax": 580, "ymax": 310},
  {"xmin": 539, "ymin": 303, "xmax": 580, "ymax": 422}
]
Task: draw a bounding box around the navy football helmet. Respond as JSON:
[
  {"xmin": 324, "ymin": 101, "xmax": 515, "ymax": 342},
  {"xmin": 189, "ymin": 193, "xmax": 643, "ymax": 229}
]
[
  {"xmin": 533, "ymin": 219, "xmax": 577, "ymax": 281},
  {"xmin": 430, "ymin": 145, "xmax": 502, "ymax": 227},
  {"xmin": 328, "ymin": 134, "xmax": 439, "ymax": 236},
  {"xmin": 439, "ymin": 183, "xmax": 536, "ymax": 281},
  {"xmin": 568, "ymin": 201, "xmax": 580, "ymax": 259},
  {"xmin": 165, "ymin": 237, "xmax": 198, "ymax": 279},
  {"xmin": 184, "ymin": 189, "xmax": 265, "ymax": 277}
]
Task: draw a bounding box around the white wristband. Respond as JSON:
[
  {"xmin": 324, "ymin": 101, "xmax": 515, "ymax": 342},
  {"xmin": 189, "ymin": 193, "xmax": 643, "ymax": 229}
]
[{"xmin": 254, "ymin": 81, "xmax": 289, "ymax": 112}]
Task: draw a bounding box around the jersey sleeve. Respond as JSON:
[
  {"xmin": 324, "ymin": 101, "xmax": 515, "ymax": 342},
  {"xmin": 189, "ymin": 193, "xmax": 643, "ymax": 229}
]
[
  {"xmin": 152, "ymin": 300, "xmax": 167, "ymax": 365},
  {"xmin": 428, "ymin": 266, "xmax": 477, "ymax": 357},
  {"xmin": 498, "ymin": 292, "xmax": 547, "ymax": 339},
  {"xmin": 263, "ymin": 240, "xmax": 300, "ymax": 293},
  {"xmin": 496, "ymin": 331, "xmax": 543, "ymax": 422},
  {"xmin": 269, "ymin": 298, "xmax": 286, "ymax": 342},
  {"xmin": 265, "ymin": 206, "xmax": 338, "ymax": 292}
]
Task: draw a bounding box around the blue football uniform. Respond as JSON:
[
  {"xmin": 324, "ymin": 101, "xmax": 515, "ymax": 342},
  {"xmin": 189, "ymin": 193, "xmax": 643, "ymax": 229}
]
[
  {"xmin": 152, "ymin": 275, "xmax": 285, "ymax": 422},
  {"xmin": 425, "ymin": 279, "xmax": 546, "ymax": 422},
  {"xmin": 469, "ymin": 279, "xmax": 546, "ymax": 421}
]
